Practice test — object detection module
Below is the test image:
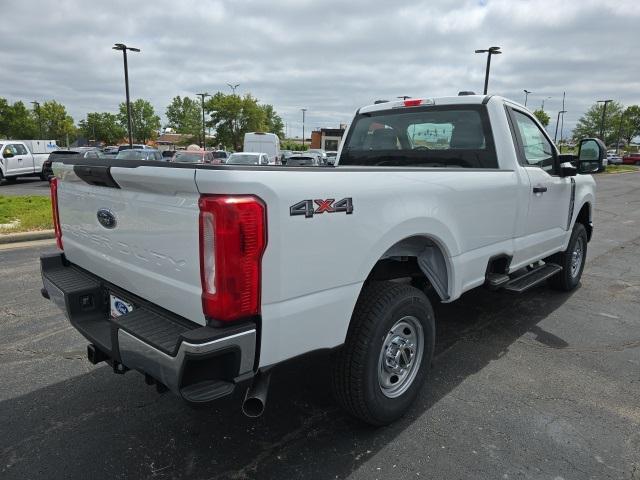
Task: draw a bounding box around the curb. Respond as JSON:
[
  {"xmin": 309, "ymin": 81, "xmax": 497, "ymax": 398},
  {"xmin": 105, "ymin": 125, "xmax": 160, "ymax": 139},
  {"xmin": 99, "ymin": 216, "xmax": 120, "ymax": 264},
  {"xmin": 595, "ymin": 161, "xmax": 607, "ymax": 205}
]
[{"xmin": 0, "ymin": 230, "xmax": 55, "ymax": 244}]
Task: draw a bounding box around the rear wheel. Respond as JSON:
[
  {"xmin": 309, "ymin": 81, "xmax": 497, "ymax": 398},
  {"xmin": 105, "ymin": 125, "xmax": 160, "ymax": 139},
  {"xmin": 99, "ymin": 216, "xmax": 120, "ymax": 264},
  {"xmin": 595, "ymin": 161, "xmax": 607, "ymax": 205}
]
[
  {"xmin": 331, "ymin": 281, "xmax": 435, "ymax": 425},
  {"xmin": 546, "ymin": 223, "xmax": 588, "ymax": 291}
]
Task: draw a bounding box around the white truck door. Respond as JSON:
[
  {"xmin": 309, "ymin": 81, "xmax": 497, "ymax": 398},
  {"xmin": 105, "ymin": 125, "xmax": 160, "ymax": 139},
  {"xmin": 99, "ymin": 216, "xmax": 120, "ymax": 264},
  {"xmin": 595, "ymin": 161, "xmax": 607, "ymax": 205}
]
[
  {"xmin": 508, "ymin": 108, "xmax": 572, "ymax": 260},
  {"xmin": 3, "ymin": 144, "xmax": 28, "ymax": 176}
]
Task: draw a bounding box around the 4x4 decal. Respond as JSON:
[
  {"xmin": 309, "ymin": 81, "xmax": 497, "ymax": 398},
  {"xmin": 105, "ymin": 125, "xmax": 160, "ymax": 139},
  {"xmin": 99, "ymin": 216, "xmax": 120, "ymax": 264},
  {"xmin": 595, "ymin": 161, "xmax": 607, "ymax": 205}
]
[{"xmin": 290, "ymin": 198, "xmax": 353, "ymax": 218}]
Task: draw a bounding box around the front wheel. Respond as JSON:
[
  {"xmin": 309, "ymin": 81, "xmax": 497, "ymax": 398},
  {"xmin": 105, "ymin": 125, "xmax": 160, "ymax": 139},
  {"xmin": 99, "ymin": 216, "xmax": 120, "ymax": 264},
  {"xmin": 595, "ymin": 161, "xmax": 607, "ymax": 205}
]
[
  {"xmin": 331, "ymin": 281, "xmax": 435, "ymax": 425},
  {"xmin": 546, "ymin": 223, "xmax": 588, "ymax": 291}
]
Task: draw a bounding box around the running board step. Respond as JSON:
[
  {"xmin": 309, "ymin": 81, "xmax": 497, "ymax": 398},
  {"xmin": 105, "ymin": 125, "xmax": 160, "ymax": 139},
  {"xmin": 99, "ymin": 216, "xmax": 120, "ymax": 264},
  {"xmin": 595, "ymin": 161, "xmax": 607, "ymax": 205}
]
[
  {"xmin": 503, "ymin": 263, "xmax": 562, "ymax": 293},
  {"xmin": 180, "ymin": 380, "xmax": 234, "ymax": 403}
]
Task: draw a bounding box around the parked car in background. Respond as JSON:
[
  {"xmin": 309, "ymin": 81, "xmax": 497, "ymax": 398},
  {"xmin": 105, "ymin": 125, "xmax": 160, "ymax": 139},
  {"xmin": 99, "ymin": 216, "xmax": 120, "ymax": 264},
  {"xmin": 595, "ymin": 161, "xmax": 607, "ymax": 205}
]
[
  {"xmin": 226, "ymin": 152, "xmax": 270, "ymax": 165},
  {"xmin": 211, "ymin": 150, "xmax": 229, "ymax": 164},
  {"xmin": 115, "ymin": 149, "xmax": 163, "ymax": 161},
  {"xmin": 161, "ymin": 150, "xmax": 175, "ymax": 159},
  {"xmin": 326, "ymin": 151, "xmax": 338, "ymax": 164},
  {"xmin": 243, "ymin": 132, "xmax": 280, "ymax": 164},
  {"xmin": 117, "ymin": 144, "xmax": 151, "ymax": 152},
  {"xmin": 622, "ymin": 153, "xmax": 640, "ymax": 165},
  {"xmin": 307, "ymin": 149, "xmax": 328, "ymax": 165},
  {"xmin": 280, "ymin": 150, "xmax": 293, "ymax": 164},
  {"xmin": 0, "ymin": 140, "xmax": 58, "ymax": 182},
  {"xmin": 102, "ymin": 146, "xmax": 119, "ymax": 156},
  {"xmin": 71, "ymin": 147, "xmax": 103, "ymax": 159},
  {"xmin": 172, "ymin": 150, "xmax": 215, "ymax": 164},
  {"xmin": 607, "ymin": 153, "xmax": 623, "ymax": 165},
  {"xmin": 286, "ymin": 154, "xmax": 321, "ymax": 166}
]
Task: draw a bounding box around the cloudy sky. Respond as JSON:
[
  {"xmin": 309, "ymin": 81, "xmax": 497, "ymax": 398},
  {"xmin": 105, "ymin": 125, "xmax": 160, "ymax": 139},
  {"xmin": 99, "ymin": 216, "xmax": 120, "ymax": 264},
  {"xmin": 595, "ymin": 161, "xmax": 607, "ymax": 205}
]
[{"xmin": 1, "ymin": 0, "xmax": 638, "ymax": 138}]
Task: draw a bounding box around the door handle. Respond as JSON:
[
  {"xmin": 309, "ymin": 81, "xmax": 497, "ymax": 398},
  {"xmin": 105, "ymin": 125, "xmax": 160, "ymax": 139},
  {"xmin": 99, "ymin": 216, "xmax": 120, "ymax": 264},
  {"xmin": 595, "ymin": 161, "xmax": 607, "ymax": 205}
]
[{"xmin": 532, "ymin": 186, "xmax": 547, "ymax": 194}]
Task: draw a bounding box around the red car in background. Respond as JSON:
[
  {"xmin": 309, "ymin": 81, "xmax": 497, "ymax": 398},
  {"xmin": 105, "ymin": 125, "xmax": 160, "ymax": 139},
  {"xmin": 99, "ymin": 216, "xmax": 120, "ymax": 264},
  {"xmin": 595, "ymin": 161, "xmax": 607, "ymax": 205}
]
[{"xmin": 622, "ymin": 153, "xmax": 640, "ymax": 165}]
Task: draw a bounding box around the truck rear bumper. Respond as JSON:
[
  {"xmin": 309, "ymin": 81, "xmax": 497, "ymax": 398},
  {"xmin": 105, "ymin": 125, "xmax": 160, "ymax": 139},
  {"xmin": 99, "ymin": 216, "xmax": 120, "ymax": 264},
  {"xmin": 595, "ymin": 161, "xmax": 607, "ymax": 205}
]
[{"xmin": 40, "ymin": 252, "xmax": 256, "ymax": 404}]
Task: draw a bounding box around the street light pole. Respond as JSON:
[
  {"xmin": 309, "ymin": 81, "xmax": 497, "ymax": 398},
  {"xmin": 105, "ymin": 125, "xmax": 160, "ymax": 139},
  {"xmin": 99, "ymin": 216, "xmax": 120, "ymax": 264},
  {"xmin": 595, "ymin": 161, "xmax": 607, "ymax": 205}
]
[
  {"xmin": 523, "ymin": 90, "xmax": 531, "ymax": 107},
  {"xmin": 30, "ymin": 101, "xmax": 42, "ymax": 138},
  {"xmin": 227, "ymin": 83, "xmax": 240, "ymax": 95},
  {"xmin": 196, "ymin": 93, "xmax": 210, "ymax": 149},
  {"xmin": 113, "ymin": 43, "xmax": 140, "ymax": 147},
  {"xmin": 597, "ymin": 99, "xmax": 613, "ymax": 142},
  {"xmin": 541, "ymin": 96, "xmax": 552, "ymax": 111},
  {"xmin": 475, "ymin": 46, "xmax": 502, "ymax": 95},
  {"xmin": 301, "ymin": 108, "xmax": 307, "ymax": 147},
  {"xmin": 616, "ymin": 111, "xmax": 625, "ymax": 155},
  {"xmin": 554, "ymin": 110, "xmax": 567, "ymax": 143}
]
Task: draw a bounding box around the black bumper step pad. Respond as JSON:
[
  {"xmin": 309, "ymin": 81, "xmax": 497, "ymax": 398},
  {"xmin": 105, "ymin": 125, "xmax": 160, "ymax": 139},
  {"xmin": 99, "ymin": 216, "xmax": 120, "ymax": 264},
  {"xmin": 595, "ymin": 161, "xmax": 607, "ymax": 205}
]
[
  {"xmin": 504, "ymin": 263, "xmax": 562, "ymax": 293},
  {"xmin": 113, "ymin": 308, "xmax": 197, "ymax": 356}
]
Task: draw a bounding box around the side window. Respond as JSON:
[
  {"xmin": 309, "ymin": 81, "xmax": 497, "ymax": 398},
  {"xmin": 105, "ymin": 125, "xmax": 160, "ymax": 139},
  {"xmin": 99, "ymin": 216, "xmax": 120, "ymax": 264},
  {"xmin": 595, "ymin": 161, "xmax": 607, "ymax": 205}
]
[
  {"xmin": 13, "ymin": 144, "xmax": 28, "ymax": 155},
  {"xmin": 512, "ymin": 110, "xmax": 555, "ymax": 172}
]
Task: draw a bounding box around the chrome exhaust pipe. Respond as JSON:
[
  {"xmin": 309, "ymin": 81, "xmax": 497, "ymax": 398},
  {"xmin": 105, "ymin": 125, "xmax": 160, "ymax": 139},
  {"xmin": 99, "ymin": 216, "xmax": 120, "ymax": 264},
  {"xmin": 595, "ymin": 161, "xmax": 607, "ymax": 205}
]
[{"xmin": 242, "ymin": 370, "xmax": 271, "ymax": 418}]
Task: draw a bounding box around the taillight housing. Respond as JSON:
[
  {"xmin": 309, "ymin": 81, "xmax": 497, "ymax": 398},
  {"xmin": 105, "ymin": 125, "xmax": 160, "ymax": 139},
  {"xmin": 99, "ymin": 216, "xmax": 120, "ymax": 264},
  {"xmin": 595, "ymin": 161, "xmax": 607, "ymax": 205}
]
[
  {"xmin": 199, "ymin": 195, "xmax": 267, "ymax": 323},
  {"xmin": 50, "ymin": 177, "xmax": 63, "ymax": 250}
]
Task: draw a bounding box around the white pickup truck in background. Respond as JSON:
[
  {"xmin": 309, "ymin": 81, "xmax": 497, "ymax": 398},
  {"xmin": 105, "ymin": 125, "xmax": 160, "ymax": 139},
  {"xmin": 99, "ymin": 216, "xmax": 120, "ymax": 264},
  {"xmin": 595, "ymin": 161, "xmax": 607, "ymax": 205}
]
[
  {"xmin": 40, "ymin": 95, "xmax": 599, "ymax": 425},
  {"xmin": 0, "ymin": 139, "xmax": 58, "ymax": 182}
]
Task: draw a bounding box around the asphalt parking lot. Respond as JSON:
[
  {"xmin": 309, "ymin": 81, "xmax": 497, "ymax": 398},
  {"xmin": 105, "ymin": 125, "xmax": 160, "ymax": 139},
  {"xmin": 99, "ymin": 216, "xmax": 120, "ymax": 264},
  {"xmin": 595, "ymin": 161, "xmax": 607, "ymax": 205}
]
[
  {"xmin": 0, "ymin": 177, "xmax": 50, "ymax": 196},
  {"xmin": 1, "ymin": 173, "xmax": 639, "ymax": 480}
]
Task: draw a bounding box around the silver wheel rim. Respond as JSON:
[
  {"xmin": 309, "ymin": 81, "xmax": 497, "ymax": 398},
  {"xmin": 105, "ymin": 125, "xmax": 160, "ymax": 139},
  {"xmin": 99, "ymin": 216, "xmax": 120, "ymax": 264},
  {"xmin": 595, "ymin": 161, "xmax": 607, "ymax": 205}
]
[
  {"xmin": 571, "ymin": 236, "xmax": 585, "ymax": 279},
  {"xmin": 377, "ymin": 316, "xmax": 424, "ymax": 398}
]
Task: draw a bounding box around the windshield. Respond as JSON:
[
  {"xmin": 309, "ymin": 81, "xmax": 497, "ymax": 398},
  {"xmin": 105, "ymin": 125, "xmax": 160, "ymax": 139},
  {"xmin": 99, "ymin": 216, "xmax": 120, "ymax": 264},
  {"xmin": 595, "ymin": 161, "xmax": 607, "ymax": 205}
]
[
  {"xmin": 116, "ymin": 150, "xmax": 157, "ymax": 160},
  {"xmin": 339, "ymin": 106, "xmax": 497, "ymax": 168},
  {"xmin": 173, "ymin": 152, "xmax": 204, "ymax": 163},
  {"xmin": 227, "ymin": 154, "xmax": 260, "ymax": 164}
]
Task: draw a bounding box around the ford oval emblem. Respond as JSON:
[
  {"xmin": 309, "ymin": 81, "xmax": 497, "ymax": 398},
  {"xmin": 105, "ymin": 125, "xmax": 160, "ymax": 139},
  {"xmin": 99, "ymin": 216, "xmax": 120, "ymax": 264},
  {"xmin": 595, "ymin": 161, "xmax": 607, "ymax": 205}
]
[{"xmin": 97, "ymin": 209, "xmax": 117, "ymax": 229}]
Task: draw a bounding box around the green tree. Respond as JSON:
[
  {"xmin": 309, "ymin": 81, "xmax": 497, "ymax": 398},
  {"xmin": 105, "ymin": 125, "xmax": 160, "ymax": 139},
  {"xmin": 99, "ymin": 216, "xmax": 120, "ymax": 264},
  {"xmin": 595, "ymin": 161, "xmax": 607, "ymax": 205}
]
[
  {"xmin": 39, "ymin": 100, "xmax": 76, "ymax": 145},
  {"xmin": 260, "ymin": 104, "xmax": 285, "ymax": 139},
  {"xmin": 118, "ymin": 99, "xmax": 160, "ymax": 143},
  {"xmin": 78, "ymin": 112, "xmax": 126, "ymax": 145},
  {"xmin": 621, "ymin": 105, "xmax": 640, "ymax": 145},
  {"xmin": 533, "ymin": 109, "xmax": 550, "ymax": 127},
  {"xmin": 0, "ymin": 99, "xmax": 38, "ymax": 139},
  {"xmin": 573, "ymin": 101, "xmax": 624, "ymax": 145},
  {"xmin": 165, "ymin": 96, "xmax": 202, "ymax": 140},
  {"xmin": 204, "ymin": 92, "xmax": 284, "ymax": 150}
]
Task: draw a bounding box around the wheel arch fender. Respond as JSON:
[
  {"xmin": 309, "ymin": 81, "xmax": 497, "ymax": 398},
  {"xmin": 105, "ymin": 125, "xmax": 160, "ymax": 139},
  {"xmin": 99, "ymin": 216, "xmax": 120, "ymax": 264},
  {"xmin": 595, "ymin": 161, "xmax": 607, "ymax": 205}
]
[{"xmin": 356, "ymin": 217, "xmax": 459, "ymax": 303}]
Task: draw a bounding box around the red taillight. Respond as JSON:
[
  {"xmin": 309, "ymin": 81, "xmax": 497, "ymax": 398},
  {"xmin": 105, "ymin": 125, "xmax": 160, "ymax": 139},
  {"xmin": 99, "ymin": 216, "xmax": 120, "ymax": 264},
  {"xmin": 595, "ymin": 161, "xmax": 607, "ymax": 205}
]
[
  {"xmin": 404, "ymin": 98, "xmax": 423, "ymax": 107},
  {"xmin": 50, "ymin": 177, "xmax": 63, "ymax": 250},
  {"xmin": 198, "ymin": 195, "xmax": 267, "ymax": 323}
]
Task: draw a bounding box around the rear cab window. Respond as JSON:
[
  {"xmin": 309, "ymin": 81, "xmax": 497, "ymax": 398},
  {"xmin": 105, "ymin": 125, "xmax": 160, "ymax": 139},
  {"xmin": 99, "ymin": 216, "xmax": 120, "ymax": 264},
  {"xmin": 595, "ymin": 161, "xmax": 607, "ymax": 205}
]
[{"xmin": 339, "ymin": 105, "xmax": 498, "ymax": 168}]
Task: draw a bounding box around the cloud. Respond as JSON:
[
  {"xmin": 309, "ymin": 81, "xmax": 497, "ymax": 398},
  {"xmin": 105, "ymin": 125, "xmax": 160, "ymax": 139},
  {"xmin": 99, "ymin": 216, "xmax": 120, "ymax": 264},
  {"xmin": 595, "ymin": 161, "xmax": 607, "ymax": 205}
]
[{"xmin": 1, "ymin": 0, "xmax": 638, "ymax": 137}]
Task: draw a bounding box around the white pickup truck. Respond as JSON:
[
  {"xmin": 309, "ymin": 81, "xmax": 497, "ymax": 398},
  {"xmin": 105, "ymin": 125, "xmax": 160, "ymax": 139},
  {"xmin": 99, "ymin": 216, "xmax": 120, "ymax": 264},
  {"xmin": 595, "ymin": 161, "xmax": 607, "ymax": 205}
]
[
  {"xmin": 0, "ymin": 139, "xmax": 58, "ymax": 182},
  {"xmin": 41, "ymin": 95, "xmax": 599, "ymax": 425}
]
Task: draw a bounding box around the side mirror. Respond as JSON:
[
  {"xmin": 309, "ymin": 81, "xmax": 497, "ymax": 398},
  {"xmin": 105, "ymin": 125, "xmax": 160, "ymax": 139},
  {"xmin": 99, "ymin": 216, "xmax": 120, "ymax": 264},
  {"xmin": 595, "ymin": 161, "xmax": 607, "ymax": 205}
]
[
  {"xmin": 559, "ymin": 162, "xmax": 577, "ymax": 177},
  {"xmin": 577, "ymin": 138, "xmax": 606, "ymax": 174},
  {"xmin": 3, "ymin": 150, "xmax": 14, "ymax": 159}
]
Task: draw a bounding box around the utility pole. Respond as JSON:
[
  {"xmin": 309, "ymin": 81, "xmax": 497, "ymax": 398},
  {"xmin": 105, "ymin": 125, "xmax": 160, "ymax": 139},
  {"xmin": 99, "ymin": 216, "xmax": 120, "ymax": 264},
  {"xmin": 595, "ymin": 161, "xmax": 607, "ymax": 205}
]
[
  {"xmin": 113, "ymin": 43, "xmax": 140, "ymax": 147},
  {"xmin": 301, "ymin": 108, "xmax": 307, "ymax": 147},
  {"xmin": 474, "ymin": 46, "xmax": 502, "ymax": 95},
  {"xmin": 196, "ymin": 93, "xmax": 210, "ymax": 149},
  {"xmin": 227, "ymin": 83, "xmax": 240, "ymax": 95},
  {"xmin": 597, "ymin": 99, "xmax": 613, "ymax": 143},
  {"xmin": 523, "ymin": 90, "xmax": 531, "ymax": 107},
  {"xmin": 31, "ymin": 101, "xmax": 42, "ymax": 138}
]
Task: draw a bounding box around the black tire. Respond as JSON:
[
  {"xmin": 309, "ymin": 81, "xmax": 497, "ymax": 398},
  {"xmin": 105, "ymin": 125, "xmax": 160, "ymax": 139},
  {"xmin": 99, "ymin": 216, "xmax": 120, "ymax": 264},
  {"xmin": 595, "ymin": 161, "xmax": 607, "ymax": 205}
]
[
  {"xmin": 5, "ymin": 176, "xmax": 17, "ymax": 184},
  {"xmin": 546, "ymin": 223, "xmax": 588, "ymax": 291},
  {"xmin": 331, "ymin": 281, "xmax": 435, "ymax": 426}
]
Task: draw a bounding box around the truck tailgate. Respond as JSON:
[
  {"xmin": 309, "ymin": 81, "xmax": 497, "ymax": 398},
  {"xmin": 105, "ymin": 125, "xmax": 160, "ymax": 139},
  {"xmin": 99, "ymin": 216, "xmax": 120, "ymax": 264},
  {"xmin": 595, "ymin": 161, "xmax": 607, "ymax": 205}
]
[{"xmin": 56, "ymin": 164, "xmax": 205, "ymax": 325}]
